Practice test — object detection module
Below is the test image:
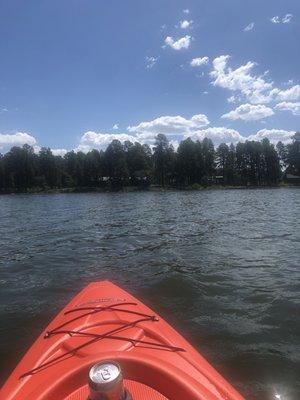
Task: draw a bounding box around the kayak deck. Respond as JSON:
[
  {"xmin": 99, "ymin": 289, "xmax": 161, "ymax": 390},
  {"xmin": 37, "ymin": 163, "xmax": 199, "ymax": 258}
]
[
  {"xmin": 1, "ymin": 280, "xmax": 245, "ymax": 400},
  {"xmin": 65, "ymin": 380, "xmax": 168, "ymax": 399}
]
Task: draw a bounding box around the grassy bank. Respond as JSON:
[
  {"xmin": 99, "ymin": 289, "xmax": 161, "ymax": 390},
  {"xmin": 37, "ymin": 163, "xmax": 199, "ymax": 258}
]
[{"xmin": 0, "ymin": 182, "xmax": 298, "ymax": 195}]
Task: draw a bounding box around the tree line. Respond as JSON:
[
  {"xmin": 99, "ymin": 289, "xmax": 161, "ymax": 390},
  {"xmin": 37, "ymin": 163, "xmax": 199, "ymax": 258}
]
[{"xmin": 0, "ymin": 132, "xmax": 299, "ymax": 192}]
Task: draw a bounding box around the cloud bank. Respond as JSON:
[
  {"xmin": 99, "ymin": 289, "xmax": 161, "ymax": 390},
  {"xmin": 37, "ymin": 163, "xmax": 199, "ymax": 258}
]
[
  {"xmin": 210, "ymin": 55, "xmax": 300, "ymax": 104},
  {"xmin": 0, "ymin": 112, "xmax": 296, "ymax": 155},
  {"xmin": 275, "ymin": 102, "xmax": 300, "ymax": 115},
  {"xmin": 248, "ymin": 129, "xmax": 295, "ymax": 144},
  {"xmin": 0, "ymin": 132, "xmax": 37, "ymax": 152},
  {"xmin": 222, "ymin": 103, "xmax": 274, "ymax": 121},
  {"xmin": 185, "ymin": 127, "xmax": 244, "ymax": 146}
]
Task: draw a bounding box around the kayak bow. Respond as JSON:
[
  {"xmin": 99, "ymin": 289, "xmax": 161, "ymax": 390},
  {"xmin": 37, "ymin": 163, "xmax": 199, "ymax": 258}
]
[{"xmin": 1, "ymin": 280, "xmax": 245, "ymax": 400}]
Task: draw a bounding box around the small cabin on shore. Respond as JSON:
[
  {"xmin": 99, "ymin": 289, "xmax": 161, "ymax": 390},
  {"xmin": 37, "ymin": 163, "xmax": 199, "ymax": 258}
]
[{"xmin": 285, "ymin": 173, "xmax": 300, "ymax": 185}]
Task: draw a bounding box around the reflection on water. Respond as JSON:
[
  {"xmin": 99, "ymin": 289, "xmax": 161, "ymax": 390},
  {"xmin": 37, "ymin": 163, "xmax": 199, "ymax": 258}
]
[{"xmin": 0, "ymin": 188, "xmax": 299, "ymax": 399}]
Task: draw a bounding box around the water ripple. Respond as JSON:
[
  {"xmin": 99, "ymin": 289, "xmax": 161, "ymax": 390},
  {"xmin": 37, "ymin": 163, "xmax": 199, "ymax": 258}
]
[{"xmin": 0, "ymin": 188, "xmax": 299, "ymax": 399}]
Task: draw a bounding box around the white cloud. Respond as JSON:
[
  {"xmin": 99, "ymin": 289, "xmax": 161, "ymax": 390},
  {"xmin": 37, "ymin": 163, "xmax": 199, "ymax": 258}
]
[
  {"xmin": 248, "ymin": 129, "xmax": 295, "ymax": 144},
  {"xmin": 210, "ymin": 55, "xmax": 274, "ymax": 103},
  {"xmin": 145, "ymin": 56, "xmax": 158, "ymax": 69},
  {"xmin": 222, "ymin": 104, "xmax": 274, "ymax": 121},
  {"xmin": 271, "ymin": 16, "xmax": 280, "ymax": 24},
  {"xmin": 33, "ymin": 145, "xmax": 41, "ymax": 154},
  {"xmin": 51, "ymin": 148, "xmax": 68, "ymax": 157},
  {"xmin": 164, "ymin": 35, "xmax": 191, "ymax": 50},
  {"xmin": 128, "ymin": 114, "xmax": 210, "ymax": 137},
  {"xmin": 76, "ymin": 126, "xmax": 184, "ymax": 152},
  {"xmin": 185, "ymin": 127, "xmax": 295, "ymax": 146},
  {"xmin": 275, "ymin": 102, "xmax": 300, "ymax": 115},
  {"xmin": 210, "ymin": 55, "xmax": 300, "ymax": 104},
  {"xmin": 184, "ymin": 126, "xmax": 295, "ymax": 146},
  {"xmin": 76, "ymin": 131, "xmax": 137, "ymax": 153},
  {"xmin": 180, "ymin": 20, "xmax": 192, "ymax": 29},
  {"xmin": 276, "ymin": 85, "xmax": 300, "ymax": 101},
  {"xmin": 74, "ymin": 123, "xmax": 296, "ymax": 153},
  {"xmin": 0, "ymin": 132, "xmax": 37, "ymax": 152},
  {"xmin": 271, "ymin": 14, "xmax": 293, "ymax": 24},
  {"xmin": 190, "ymin": 56, "xmax": 209, "ymax": 67},
  {"xmin": 227, "ymin": 95, "xmax": 236, "ymax": 103},
  {"xmin": 169, "ymin": 140, "xmax": 180, "ymax": 150},
  {"xmin": 244, "ymin": 22, "xmax": 255, "ymax": 32},
  {"xmin": 112, "ymin": 124, "xmax": 119, "ymax": 130},
  {"xmin": 282, "ymin": 13, "xmax": 293, "ymax": 23},
  {"xmin": 185, "ymin": 127, "xmax": 244, "ymax": 146},
  {"xmin": 183, "ymin": 9, "xmax": 190, "ymax": 14}
]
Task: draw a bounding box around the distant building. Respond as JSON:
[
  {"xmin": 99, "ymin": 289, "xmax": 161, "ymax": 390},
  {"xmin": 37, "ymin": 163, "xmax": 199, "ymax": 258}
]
[
  {"xmin": 285, "ymin": 173, "xmax": 300, "ymax": 185},
  {"xmin": 213, "ymin": 175, "xmax": 224, "ymax": 184}
]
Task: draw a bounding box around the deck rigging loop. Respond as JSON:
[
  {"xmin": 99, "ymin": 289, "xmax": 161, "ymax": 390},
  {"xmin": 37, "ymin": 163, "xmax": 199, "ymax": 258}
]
[{"xmin": 20, "ymin": 303, "xmax": 184, "ymax": 379}]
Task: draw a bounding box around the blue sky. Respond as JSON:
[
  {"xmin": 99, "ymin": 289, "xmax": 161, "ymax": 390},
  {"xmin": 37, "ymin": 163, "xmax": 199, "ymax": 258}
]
[{"xmin": 0, "ymin": 0, "xmax": 299, "ymax": 155}]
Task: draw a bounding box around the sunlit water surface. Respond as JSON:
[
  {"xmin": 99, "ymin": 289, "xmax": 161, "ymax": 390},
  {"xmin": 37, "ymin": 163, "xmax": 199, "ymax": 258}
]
[{"xmin": 0, "ymin": 188, "xmax": 299, "ymax": 399}]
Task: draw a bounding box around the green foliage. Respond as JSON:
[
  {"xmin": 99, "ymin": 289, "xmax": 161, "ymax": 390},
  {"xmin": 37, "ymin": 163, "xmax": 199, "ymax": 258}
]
[
  {"xmin": 3, "ymin": 145, "xmax": 37, "ymax": 189},
  {"xmin": 177, "ymin": 138, "xmax": 198, "ymax": 185},
  {"xmin": 124, "ymin": 141, "xmax": 152, "ymax": 185},
  {"xmin": 39, "ymin": 147, "xmax": 61, "ymax": 188},
  {"xmin": 235, "ymin": 139, "xmax": 281, "ymax": 185},
  {"xmin": 286, "ymin": 132, "xmax": 300, "ymax": 175},
  {"xmin": 104, "ymin": 140, "xmax": 129, "ymax": 186},
  {"xmin": 0, "ymin": 134, "xmax": 298, "ymax": 192},
  {"xmin": 153, "ymin": 134, "xmax": 175, "ymax": 186},
  {"xmin": 190, "ymin": 183, "xmax": 202, "ymax": 190}
]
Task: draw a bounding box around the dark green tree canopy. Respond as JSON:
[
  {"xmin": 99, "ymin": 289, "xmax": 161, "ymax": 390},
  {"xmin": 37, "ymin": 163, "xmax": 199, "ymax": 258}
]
[{"xmin": 0, "ymin": 134, "xmax": 298, "ymax": 192}]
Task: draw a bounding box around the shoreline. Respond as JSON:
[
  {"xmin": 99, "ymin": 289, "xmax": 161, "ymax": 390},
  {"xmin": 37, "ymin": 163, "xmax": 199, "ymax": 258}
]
[{"xmin": 0, "ymin": 183, "xmax": 298, "ymax": 196}]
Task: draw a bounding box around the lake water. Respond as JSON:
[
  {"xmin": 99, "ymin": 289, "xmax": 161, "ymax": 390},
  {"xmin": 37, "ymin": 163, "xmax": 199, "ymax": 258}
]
[{"xmin": 0, "ymin": 188, "xmax": 299, "ymax": 399}]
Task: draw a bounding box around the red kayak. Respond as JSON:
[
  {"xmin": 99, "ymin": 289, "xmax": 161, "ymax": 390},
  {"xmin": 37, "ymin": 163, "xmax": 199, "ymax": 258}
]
[{"xmin": 1, "ymin": 280, "xmax": 245, "ymax": 400}]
